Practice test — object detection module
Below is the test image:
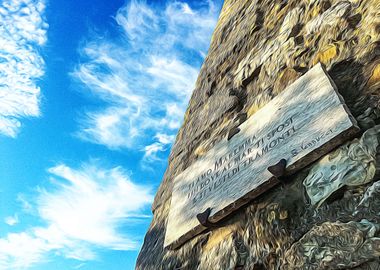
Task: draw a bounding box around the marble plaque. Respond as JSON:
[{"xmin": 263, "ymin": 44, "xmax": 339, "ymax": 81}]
[{"xmin": 164, "ymin": 63, "xmax": 360, "ymax": 249}]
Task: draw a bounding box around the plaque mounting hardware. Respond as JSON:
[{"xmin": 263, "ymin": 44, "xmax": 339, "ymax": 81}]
[
  {"xmin": 196, "ymin": 208, "xmax": 219, "ymax": 228},
  {"xmin": 228, "ymin": 127, "xmax": 240, "ymax": 141},
  {"xmin": 267, "ymin": 159, "xmax": 287, "ymax": 179}
]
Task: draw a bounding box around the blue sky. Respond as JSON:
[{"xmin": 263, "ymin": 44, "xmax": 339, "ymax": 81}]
[{"xmin": 0, "ymin": 0, "xmax": 222, "ymax": 269}]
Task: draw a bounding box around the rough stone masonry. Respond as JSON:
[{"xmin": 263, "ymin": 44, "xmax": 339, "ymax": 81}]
[{"xmin": 136, "ymin": 0, "xmax": 380, "ymax": 269}]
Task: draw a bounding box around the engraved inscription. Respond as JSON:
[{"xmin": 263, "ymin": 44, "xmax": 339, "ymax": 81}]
[{"xmin": 187, "ymin": 115, "xmax": 298, "ymax": 204}]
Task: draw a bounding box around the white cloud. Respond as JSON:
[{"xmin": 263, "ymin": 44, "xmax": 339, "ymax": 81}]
[
  {"xmin": 4, "ymin": 214, "xmax": 19, "ymax": 226},
  {"xmin": 144, "ymin": 142, "xmax": 166, "ymax": 162},
  {"xmin": 115, "ymin": 0, "xmax": 158, "ymax": 41},
  {"xmin": 72, "ymin": 0, "xmax": 220, "ymax": 159},
  {"xmin": 17, "ymin": 194, "xmax": 34, "ymax": 213},
  {"xmin": 156, "ymin": 133, "xmax": 176, "ymax": 145},
  {"xmin": 0, "ymin": 232, "xmax": 50, "ymax": 269},
  {"xmin": 78, "ymin": 107, "xmax": 142, "ymax": 149},
  {"xmin": 0, "ymin": 0, "xmax": 47, "ymax": 137},
  {"xmin": 143, "ymin": 133, "xmax": 175, "ymax": 164},
  {"xmin": 146, "ymin": 56, "xmax": 198, "ymax": 97},
  {"xmin": 164, "ymin": 1, "xmax": 219, "ymax": 53},
  {"xmin": 0, "ymin": 162, "xmax": 153, "ymax": 269}
]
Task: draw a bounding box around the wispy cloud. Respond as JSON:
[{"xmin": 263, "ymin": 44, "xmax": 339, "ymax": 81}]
[
  {"xmin": 0, "ymin": 232, "xmax": 50, "ymax": 269},
  {"xmin": 4, "ymin": 214, "xmax": 19, "ymax": 226},
  {"xmin": 0, "ymin": 162, "xmax": 153, "ymax": 269},
  {"xmin": 0, "ymin": 0, "xmax": 48, "ymax": 137},
  {"xmin": 143, "ymin": 133, "xmax": 176, "ymax": 165},
  {"xmin": 72, "ymin": 0, "xmax": 220, "ymax": 161}
]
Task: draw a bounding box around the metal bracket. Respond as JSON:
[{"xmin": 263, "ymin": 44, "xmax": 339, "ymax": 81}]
[
  {"xmin": 196, "ymin": 207, "xmax": 218, "ymax": 228},
  {"xmin": 228, "ymin": 127, "xmax": 240, "ymax": 141},
  {"xmin": 267, "ymin": 159, "xmax": 287, "ymax": 179}
]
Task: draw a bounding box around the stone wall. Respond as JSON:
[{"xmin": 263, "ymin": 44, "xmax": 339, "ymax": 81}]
[{"xmin": 136, "ymin": 0, "xmax": 380, "ymax": 269}]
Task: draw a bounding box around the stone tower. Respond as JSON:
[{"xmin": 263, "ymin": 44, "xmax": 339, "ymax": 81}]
[{"xmin": 136, "ymin": 0, "xmax": 380, "ymax": 269}]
